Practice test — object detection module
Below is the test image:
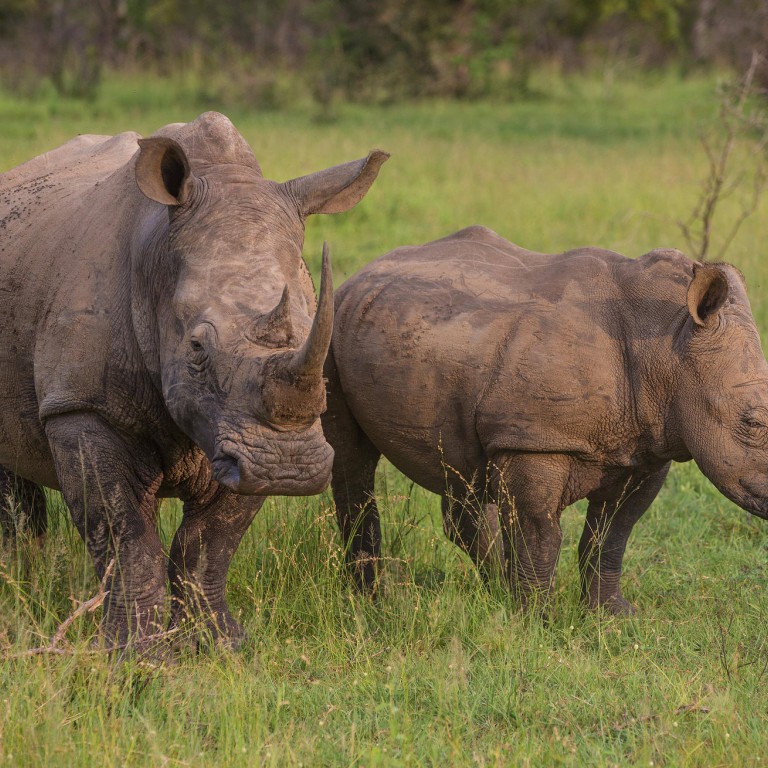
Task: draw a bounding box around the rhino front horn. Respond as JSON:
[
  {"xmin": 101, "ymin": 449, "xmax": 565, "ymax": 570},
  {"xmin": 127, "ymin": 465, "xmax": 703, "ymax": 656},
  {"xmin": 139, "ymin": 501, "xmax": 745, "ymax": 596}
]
[{"xmin": 288, "ymin": 241, "xmax": 334, "ymax": 379}]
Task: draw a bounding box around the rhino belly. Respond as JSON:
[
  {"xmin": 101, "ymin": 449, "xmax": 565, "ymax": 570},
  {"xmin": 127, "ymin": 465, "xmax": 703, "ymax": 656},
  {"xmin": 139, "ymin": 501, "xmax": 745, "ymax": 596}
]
[{"xmin": 378, "ymin": 435, "xmax": 477, "ymax": 497}]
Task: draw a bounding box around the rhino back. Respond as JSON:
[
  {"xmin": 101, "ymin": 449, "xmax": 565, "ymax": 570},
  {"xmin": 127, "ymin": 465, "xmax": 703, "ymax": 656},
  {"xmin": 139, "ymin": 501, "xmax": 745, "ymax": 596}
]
[{"xmin": 332, "ymin": 227, "xmax": 674, "ymax": 490}]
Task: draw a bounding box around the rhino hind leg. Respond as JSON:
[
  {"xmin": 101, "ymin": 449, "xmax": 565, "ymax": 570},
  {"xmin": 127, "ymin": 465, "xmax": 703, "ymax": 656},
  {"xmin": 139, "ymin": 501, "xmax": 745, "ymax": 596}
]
[
  {"xmin": 578, "ymin": 462, "xmax": 670, "ymax": 615},
  {"xmin": 491, "ymin": 453, "xmax": 569, "ymax": 612},
  {"xmin": 168, "ymin": 488, "xmax": 264, "ymax": 648},
  {"xmin": 441, "ymin": 494, "xmax": 506, "ymax": 584},
  {"xmin": 0, "ymin": 467, "xmax": 47, "ymax": 547},
  {"xmin": 45, "ymin": 414, "xmax": 166, "ymax": 648}
]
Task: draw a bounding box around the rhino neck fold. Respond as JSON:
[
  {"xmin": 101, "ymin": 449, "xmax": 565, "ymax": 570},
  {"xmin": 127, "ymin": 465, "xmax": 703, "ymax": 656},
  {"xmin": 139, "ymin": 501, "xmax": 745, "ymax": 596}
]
[
  {"xmin": 129, "ymin": 202, "xmax": 176, "ymax": 393},
  {"xmin": 617, "ymin": 262, "xmax": 692, "ymax": 463}
]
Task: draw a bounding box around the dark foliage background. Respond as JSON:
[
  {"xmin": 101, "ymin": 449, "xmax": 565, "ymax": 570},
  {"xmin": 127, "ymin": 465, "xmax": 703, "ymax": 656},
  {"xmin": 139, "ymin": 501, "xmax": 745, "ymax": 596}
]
[{"xmin": 0, "ymin": 1, "xmax": 766, "ymax": 103}]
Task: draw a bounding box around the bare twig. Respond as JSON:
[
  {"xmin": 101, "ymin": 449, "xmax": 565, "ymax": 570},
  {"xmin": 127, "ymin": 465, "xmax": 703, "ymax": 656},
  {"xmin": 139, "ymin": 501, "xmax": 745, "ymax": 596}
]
[
  {"xmin": 2, "ymin": 555, "xmax": 188, "ymax": 660},
  {"xmin": 678, "ymin": 51, "xmax": 768, "ymax": 261},
  {"xmin": 3, "ymin": 558, "xmax": 117, "ymax": 659},
  {"xmin": 5, "ymin": 626, "xmax": 181, "ymax": 660},
  {"xmin": 714, "ymin": 603, "xmax": 737, "ymax": 684},
  {"xmin": 50, "ymin": 558, "xmax": 114, "ymax": 649}
]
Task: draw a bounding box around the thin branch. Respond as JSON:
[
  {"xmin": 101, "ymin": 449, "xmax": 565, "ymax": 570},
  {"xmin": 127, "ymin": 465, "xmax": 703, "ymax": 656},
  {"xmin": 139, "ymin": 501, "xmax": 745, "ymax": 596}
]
[
  {"xmin": 677, "ymin": 51, "xmax": 768, "ymax": 261},
  {"xmin": 715, "ymin": 164, "xmax": 767, "ymax": 260},
  {"xmin": 0, "ymin": 558, "xmax": 188, "ymax": 661},
  {"xmin": 4, "ymin": 627, "xmax": 180, "ymax": 660},
  {"xmin": 50, "ymin": 558, "xmax": 114, "ymax": 649}
]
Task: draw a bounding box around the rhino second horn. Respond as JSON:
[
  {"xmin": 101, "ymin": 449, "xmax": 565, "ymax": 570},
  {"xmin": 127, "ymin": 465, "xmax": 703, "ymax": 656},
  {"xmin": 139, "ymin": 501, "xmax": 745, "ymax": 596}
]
[
  {"xmin": 288, "ymin": 241, "xmax": 334, "ymax": 379},
  {"xmin": 268, "ymin": 284, "xmax": 292, "ymax": 331},
  {"xmin": 247, "ymin": 284, "xmax": 293, "ymax": 345}
]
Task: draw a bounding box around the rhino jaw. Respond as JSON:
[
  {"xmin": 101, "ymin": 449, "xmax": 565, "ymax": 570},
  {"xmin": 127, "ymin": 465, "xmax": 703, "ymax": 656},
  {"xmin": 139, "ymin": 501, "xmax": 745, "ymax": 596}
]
[{"xmin": 211, "ymin": 426, "xmax": 334, "ymax": 496}]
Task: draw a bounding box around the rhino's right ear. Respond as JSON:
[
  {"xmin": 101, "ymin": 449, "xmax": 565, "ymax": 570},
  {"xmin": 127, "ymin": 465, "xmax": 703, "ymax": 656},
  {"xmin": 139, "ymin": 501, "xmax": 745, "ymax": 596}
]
[
  {"xmin": 687, "ymin": 263, "xmax": 729, "ymax": 327},
  {"xmin": 281, "ymin": 150, "xmax": 389, "ymax": 217},
  {"xmin": 135, "ymin": 137, "xmax": 193, "ymax": 206}
]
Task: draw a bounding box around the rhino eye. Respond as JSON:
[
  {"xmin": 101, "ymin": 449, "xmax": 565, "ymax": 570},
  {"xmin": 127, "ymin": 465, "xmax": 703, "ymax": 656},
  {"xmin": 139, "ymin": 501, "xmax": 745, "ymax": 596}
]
[
  {"xmin": 188, "ymin": 323, "xmax": 215, "ymax": 372},
  {"xmin": 743, "ymin": 407, "xmax": 768, "ymax": 427},
  {"xmin": 188, "ymin": 344, "xmax": 208, "ymax": 371},
  {"xmin": 740, "ymin": 409, "xmax": 768, "ymax": 446}
]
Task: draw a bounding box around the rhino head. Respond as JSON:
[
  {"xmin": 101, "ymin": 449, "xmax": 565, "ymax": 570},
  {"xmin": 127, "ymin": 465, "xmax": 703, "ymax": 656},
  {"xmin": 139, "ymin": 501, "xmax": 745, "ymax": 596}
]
[
  {"xmin": 132, "ymin": 112, "xmax": 388, "ymax": 495},
  {"xmin": 671, "ymin": 261, "xmax": 768, "ymax": 519}
]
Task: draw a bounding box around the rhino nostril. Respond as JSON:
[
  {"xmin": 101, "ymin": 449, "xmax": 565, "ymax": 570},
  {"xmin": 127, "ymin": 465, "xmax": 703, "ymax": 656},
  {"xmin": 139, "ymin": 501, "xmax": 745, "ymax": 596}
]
[{"xmin": 212, "ymin": 449, "xmax": 241, "ymax": 490}]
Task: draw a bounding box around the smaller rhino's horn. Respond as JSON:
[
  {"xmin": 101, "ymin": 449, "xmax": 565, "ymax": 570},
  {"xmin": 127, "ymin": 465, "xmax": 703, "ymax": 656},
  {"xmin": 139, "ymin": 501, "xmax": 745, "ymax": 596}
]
[{"xmin": 247, "ymin": 285, "xmax": 294, "ymax": 346}]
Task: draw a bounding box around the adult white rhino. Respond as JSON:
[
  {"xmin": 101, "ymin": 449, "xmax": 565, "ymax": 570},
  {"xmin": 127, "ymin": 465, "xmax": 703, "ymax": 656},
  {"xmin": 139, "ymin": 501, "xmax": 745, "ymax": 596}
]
[{"xmin": 0, "ymin": 111, "xmax": 388, "ymax": 646}]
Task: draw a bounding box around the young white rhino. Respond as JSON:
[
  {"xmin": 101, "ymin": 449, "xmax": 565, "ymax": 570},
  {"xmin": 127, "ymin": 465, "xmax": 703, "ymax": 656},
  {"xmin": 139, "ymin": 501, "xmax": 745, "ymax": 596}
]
[
  {"xmin": 324, "ymin": 226, "xmax": 768, "ymax": 612},
  {"xmin": 0, "ymin": 111, "xmax": 388, "ymax": 646}
]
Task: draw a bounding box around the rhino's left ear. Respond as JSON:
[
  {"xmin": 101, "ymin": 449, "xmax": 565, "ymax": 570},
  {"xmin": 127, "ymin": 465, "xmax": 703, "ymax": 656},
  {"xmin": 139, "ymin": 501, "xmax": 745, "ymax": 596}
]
[
  {"xmin": 282, "ymin": 150, "xmax": 389, "ymax": 216},
  {"xmin": 135, "ymin": 137, "xmax": 193, "ymax": 206},
  {"xmin": 687, "ymin": 263, "xmax": 729, "ymax": 327}
]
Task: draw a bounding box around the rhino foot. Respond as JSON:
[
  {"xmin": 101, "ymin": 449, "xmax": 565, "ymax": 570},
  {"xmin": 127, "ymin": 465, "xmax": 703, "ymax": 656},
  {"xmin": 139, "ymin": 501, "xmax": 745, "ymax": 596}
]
[
  {"xmin": 584, "ymin": 592, "xmax": 637, "ymax": 617},
  {"xmin": 601, "ymin": 594, "xmax": 637, "ymax": 616},
  {"xmin": 581, "ymin": 568, "xmax": 637, "ymax": 616},
  {"xmin": 207, "ymin": 610, "xmax": 246, "ymax": 650}
]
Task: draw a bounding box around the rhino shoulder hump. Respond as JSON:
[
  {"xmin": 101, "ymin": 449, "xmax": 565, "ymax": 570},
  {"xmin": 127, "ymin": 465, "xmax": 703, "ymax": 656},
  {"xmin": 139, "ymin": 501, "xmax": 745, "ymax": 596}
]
[
  {"xmin": 155, "ymin": 112, "xmax": 261, "ymax": 171},
  {"xmin": 632, "ymin": 247, "xmax": 694, "ymax": 286},
  {"xmin": 429, "ymin": 225, "xmax": 507, "ymax": 246}
]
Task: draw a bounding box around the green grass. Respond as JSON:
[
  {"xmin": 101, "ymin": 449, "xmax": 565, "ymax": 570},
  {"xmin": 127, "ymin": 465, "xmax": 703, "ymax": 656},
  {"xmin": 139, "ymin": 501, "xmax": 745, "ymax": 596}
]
[{"xmin": 1, "ymin": 69, "xmax": 767, "ymax": 767}]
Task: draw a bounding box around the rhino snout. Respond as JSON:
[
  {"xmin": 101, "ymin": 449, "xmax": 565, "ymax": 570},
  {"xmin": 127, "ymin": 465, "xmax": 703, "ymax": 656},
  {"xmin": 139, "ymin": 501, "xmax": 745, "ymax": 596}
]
[{"xmin": 212, "ymin": 428, "xmax": 334, "ymax": 496}]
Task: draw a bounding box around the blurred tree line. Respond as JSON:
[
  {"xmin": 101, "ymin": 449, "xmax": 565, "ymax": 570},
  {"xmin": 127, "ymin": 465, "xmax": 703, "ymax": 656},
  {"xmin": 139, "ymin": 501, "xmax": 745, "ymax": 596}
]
[{"xmin": 0, "ymin": 0, "xmax": 766, "ymax": 103}]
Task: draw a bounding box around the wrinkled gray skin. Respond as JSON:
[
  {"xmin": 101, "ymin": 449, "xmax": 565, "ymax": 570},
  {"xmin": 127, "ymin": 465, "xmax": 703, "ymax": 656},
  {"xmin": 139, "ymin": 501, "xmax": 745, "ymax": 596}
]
[
  {"xmin": 0, "ymin": 111, "xmax": 388, "ymax": 646},
  {"xmin": 324, "ymin": 226, "xmax": 768, "ymax": 613}
]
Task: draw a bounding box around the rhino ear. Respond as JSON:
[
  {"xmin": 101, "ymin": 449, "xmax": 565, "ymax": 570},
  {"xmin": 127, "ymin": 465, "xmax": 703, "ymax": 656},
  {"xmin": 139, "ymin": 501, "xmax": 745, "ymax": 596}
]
[
  {"xmin": 282, "ymin": 150, "xmax": 389, "ymax": 216},
  {"xmin": 135, "ymin": 137, "xmax": 193, "ymax": 206},
  {"xmin": 687, "ymin": 263, "xmax": 729, "ymax": 327}
]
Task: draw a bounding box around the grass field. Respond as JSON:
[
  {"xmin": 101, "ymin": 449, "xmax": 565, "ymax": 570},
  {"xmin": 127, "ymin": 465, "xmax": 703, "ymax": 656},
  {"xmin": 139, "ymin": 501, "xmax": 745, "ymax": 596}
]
[{"xmin": 1, "ymin": 69, "xmax": 767, "ymax": 767}]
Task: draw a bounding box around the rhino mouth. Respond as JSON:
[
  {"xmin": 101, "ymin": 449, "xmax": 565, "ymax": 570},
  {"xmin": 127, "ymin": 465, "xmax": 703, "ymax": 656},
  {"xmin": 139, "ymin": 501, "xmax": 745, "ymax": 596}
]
[
  {"xmin": 212, "ymin": 425, "xmax": 333, "ymax": 496},
  {"xmin": 736, "ymin": 479, "xmax": 768, "ymax": 520}
]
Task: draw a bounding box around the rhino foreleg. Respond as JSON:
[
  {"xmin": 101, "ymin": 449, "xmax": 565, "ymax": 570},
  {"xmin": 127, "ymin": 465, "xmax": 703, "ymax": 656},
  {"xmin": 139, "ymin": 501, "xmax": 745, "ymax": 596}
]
[
  {"xmin": 168, "ymin": 488, "xmax": 263, "ymax": 647},
  {"xmin": 323, "ymin": 355, "xmax": 382, "ymax": 593},
  {"xmin": 0, "ymin": 468, "xmax": 47, "ymax": 547},
  {"xmin": 492, "ymin": 453, "xmax": 567, "ymax": 611},
  {"xmin": 331, "ymin": 448, "xmax": 381, "ymax": 594},
  {"xmin": 45, "ymin": 415, "xmax": 166, "ymax": 647},
  {"xmin": 578, "ymin": 462, "xmax": 670, "ymax": 615}
]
